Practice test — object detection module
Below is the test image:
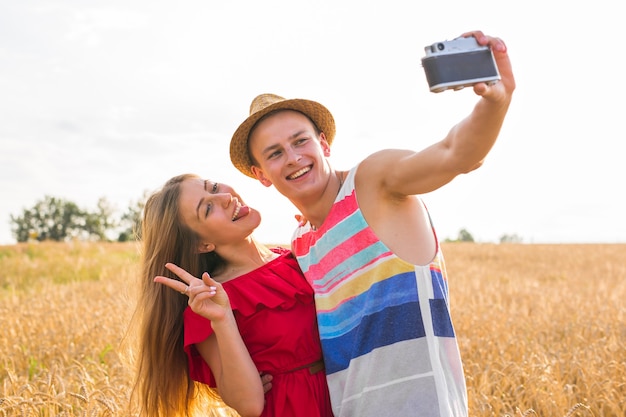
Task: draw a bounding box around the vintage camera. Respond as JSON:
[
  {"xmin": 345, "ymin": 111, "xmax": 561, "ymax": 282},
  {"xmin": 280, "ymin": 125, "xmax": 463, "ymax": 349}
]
[{"xmin": 421, "ymin": 36, "xmax": 500, "ymax": 93}]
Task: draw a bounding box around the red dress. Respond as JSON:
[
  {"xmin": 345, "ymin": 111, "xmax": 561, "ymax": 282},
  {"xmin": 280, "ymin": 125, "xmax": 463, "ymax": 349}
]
[{"xmin": 183, "ymin": 248, "xmax": 333, "ymax": 417}]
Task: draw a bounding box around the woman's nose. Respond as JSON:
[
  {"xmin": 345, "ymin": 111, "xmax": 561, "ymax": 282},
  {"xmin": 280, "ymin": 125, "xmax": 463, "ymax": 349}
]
[{"xmin": 216, "ymin": 193, "xmax": 233, "ymax": 207}]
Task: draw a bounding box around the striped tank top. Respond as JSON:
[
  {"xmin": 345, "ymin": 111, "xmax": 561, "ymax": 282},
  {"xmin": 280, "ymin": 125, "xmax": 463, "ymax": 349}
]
[{"xmin": 291, "ymin": 166, "xmax": 468, "ymax": 417}]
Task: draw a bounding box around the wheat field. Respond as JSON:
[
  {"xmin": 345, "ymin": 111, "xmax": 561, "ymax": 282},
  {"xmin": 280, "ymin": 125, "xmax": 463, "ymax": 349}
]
[{"xmin": 0, "ymin": 242, "xmax": 624, "ymax": 416}]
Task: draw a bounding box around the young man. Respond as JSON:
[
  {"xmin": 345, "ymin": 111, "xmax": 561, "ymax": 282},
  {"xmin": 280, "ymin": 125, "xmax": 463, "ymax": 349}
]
[{"xmin": 229, "ymin": 31, "xmax": 514, "ymax": 417}]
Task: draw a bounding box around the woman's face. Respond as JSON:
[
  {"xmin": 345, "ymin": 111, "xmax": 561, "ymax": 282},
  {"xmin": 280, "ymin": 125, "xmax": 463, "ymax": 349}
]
[{"xmin": 178, "ymin": 178, "xmax": 261, "ymax": 250}]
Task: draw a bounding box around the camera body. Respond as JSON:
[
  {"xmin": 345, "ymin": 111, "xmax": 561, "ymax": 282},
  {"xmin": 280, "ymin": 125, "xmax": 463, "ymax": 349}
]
[{"xmin": 421, "ymin": 36, "xmax": 500, "ymax": 93}]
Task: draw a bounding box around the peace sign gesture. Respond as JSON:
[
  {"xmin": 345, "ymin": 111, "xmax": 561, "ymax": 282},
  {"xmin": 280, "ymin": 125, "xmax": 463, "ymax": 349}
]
[{"xmin": 154, "ymin": 263, "xmax": 231, "ymax": 322}]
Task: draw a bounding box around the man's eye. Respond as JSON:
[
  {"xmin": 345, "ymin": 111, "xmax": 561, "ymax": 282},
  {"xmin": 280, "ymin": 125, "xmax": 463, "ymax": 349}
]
[
  {"xmin": 268, "ymin": 151, "xmax": 281, "ymax": 159},
  {"xmin": 212, "ymin": 182, "xmax": 218, "ymax": 193}
]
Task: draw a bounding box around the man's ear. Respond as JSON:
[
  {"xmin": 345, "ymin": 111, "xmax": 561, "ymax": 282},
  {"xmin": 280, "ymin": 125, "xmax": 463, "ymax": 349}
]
[
  {"xmin": 197, "ymin": 242, "xmax": 215, "ymax": 254},
  {"xmin": 251, "ymin": 166, "xmax": 273, "ymax": 188},
  {"xmin": 319, "ymin": 132, "xmax": 331, "ymax": 157}
]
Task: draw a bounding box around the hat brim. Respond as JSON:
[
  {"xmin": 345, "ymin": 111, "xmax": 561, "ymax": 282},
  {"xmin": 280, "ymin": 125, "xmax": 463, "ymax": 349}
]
[{"xmin": 230, "ymin": 98, "xmax": 335, "ymax": 178}]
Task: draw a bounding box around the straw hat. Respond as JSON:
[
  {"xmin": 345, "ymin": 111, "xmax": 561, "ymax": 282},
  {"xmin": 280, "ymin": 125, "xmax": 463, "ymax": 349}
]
[{"xmin": 230, "ymin": 93, "xmax": 336, "ymax": 178}]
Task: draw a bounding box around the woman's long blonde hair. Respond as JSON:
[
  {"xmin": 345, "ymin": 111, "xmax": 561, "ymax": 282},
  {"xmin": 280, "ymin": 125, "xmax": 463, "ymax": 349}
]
[{"xmin": 130, "ymin": 174, "xmax": 234, "ymax": 417}]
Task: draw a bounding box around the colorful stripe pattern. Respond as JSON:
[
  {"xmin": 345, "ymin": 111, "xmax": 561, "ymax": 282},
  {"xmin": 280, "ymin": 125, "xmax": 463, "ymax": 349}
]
[{"xmin": 291, "ymin": 168, "xmax": 468, "ymax": 417}]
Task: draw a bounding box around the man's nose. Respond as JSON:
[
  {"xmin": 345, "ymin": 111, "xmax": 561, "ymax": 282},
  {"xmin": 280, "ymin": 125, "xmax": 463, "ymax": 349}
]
[{"xmin": 285, "ymin": 147, "xmax": 302, "ymax": 164}]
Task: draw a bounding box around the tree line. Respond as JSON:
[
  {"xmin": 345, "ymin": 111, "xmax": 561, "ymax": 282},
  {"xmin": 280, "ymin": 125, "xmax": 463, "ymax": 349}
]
[
  {"xmin": 9, "ymin": 195, "xmax": 523, "ymax": 244},
  {"xmin": 9, "ymin": 193, "xmax": 147, "ymax": 243}
]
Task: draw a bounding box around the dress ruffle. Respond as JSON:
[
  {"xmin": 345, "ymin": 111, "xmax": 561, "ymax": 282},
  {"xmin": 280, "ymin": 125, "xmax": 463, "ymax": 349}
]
[{"xmin": 224, "ymin": 248, "xmax": 314, "ymax": 316}]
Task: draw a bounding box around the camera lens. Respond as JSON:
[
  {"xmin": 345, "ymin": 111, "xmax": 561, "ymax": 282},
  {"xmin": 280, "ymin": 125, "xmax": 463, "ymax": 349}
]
[{"xmin": 437, "ymin": 43, "xmax": 445, "ymax": 51}]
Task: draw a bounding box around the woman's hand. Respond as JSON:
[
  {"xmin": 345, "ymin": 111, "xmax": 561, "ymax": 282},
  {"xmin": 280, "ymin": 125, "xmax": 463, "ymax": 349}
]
[{"xmin": 154, "ymin": 263, "xmax": 230, "ymax": 322}]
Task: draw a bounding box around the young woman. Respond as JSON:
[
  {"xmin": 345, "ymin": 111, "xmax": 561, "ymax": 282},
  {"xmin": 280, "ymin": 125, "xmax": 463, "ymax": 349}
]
[{"xmin": 131, "ymin": 173, "xmax": 333, "ymax": 417}]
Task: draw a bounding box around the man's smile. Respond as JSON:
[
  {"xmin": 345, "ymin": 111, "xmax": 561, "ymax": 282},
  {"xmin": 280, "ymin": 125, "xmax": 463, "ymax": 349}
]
[{"xmin": 287, "ymin": 166, "xmax": 311, "ymax": 180}]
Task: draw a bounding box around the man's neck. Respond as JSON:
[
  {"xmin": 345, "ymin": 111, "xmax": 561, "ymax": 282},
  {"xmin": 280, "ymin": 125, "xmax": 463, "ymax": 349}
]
[{"xmin": 294, "ymin": 170, "xmax": 345, "ymax": 230}]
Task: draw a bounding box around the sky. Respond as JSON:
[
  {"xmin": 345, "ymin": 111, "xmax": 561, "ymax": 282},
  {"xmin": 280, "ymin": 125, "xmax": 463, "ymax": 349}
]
[{"xmin": 1, "ymin": 1, "xmax": 624, "ymax": 245}]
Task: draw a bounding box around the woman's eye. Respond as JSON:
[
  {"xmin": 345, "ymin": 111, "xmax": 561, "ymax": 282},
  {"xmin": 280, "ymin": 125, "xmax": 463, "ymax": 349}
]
[
  {"xmin": 212, "ymin": 182, "xmax": 218, "ymax": 193},
  {"xmin": 205, "ymin": 203, "xmax": 212, "ymax": 218}
]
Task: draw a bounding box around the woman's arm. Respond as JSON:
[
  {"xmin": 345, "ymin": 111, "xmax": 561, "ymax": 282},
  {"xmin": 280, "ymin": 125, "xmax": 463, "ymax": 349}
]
[{"xmin": 155, "ymin": 263, "xmax": 265, "ymax": 417}]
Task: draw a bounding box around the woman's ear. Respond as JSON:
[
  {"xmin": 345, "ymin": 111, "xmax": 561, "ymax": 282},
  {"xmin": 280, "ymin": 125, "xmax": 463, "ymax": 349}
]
[{"xmin": 197, "ymin": 242, "xmax": 215, "ymax": 254}]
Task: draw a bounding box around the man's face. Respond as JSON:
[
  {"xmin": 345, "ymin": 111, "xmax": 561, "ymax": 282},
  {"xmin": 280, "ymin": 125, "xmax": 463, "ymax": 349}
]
[{"xmin": 248, "ymin": 110, "xmax": 332, "ymax": 201}]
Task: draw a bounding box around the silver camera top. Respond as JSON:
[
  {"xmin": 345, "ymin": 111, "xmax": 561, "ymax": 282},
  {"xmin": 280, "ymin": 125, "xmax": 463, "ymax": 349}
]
[{"xmin": 424, "ymin": 36, "xmax": 488, "ymax": 57}]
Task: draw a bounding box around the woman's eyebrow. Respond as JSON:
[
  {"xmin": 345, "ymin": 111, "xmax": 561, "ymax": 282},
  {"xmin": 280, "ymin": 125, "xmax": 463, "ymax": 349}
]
[
  {"xmin": 196, "ymin": 180, "xmax": 209, "ymax": 220},
  {"xmin": 196, "ymin": 196, "xmax": 204, "ymax": 221}
]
